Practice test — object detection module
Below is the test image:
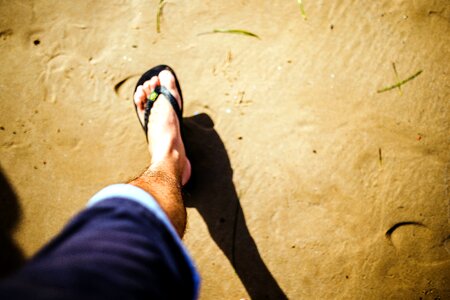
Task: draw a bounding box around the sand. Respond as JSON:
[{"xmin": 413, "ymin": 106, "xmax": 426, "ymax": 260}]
[{"xmin": 0, "ymin": 0, "xmax": 449, "ymax": 298}]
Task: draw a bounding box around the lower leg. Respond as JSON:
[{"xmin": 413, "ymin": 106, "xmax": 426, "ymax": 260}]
[{"xmin": 129, "ymin": 162, "xmax": 186, "ymax": 237}]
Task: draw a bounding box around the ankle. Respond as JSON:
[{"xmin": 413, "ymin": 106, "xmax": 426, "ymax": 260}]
[{"xmin": 151, "ymin": 148, "xmax": 182, "ymax": 166}]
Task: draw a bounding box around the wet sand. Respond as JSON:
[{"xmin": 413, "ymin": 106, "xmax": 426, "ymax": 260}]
[{"xmin": 1, "ymin": 0, "xmax": 449, "ymax": 298}]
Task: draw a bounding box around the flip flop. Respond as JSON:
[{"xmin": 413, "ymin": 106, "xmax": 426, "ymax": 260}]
[{"xmin": 133, "ymin": 65, "xmax": 184, "ymax": 142}]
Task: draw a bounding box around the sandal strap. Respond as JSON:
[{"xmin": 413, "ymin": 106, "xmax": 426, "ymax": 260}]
[{"xmin": 143, "ymin": 85, "xmax": 183, "ymax": 141}]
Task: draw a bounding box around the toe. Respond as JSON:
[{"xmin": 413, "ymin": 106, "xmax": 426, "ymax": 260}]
[
  {"xmin": 134, "ymin": 86, "xmax": 147, "ymax": 125},
  {"xmin": 134, "ymin": 86, "xmax": 146, "ymax": 110},
  {"xmin": 134, "ymin": 76, "xmax": 159, "ymax": 125},
  {"xmin": 143, "ymin": 76, "xmax": 159, "ymax": 96}
]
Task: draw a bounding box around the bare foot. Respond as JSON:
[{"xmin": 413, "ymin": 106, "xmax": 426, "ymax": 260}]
[{"xmin": 133, "ymin": 70, "xmax": 191, "ymax": 185}]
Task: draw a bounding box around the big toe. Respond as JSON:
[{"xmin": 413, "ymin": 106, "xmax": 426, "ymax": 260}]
[{"xmin": 158, "ymin": 70, "xmax": 182, "ymax": 107}]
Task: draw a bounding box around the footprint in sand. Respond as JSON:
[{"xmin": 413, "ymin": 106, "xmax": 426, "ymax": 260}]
[
  {"xmin": 114, "ymin": 75, "xmax": 140, "ymax": 101},
  {"xmin": 0, "ymin": 29, "xmax": 13, "ymax": 41},
  {"xmin": 386, "ymin": 222, "xmax": 450, "ymax": 265}
]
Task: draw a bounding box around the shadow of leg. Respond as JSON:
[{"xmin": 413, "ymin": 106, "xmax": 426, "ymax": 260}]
[
  {"xmin": 0, "ymin": 166, "xmax": 25, "ymax": 278},
  {"xmin": 183, "ymin": 114, "xmax": 287, "ymax": 299}
]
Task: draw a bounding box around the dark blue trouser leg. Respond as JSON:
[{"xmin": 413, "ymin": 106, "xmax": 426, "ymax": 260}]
[{"xmin": 0, "ymin": 190, "xmax": 199, "ymax": 300}]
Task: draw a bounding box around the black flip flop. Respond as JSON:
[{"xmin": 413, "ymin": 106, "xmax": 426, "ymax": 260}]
[{"xmin": 133, "ymin": 65, "xmax": 184, "ymax": 142}]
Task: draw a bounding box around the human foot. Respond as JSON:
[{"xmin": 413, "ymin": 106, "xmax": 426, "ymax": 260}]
[{"xmin": 134, "ymin": 68, "xmax": 191, "ymax": 186}]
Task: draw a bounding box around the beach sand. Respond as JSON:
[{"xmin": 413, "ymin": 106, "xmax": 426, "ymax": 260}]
[{"xmin": 1, "ymin": 0, "xmax": 449, "ymax": 298}]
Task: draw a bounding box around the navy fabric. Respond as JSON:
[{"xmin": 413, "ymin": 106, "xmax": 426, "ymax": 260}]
[{"xmin": 0, "ymin": 198, "xmax": 197, "ymax": 300}]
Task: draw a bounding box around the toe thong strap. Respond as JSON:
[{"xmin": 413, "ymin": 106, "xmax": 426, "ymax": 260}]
[
  {"xmin": 155, "ymin": 86, "xmax": 183, "ymax": 121},
  {"xmin": 143, "ymin": 86, "xmax": 183, "ymax": 139}
]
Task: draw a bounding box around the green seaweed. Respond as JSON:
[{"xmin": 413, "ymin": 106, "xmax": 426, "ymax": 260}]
[
  {"xmin": 378, "ymin": 148, "xmax": 382, "ymax": 166},
  {"xmin": 377, "ymin": 70, "xmax": 423, "ymax": 93},
  {"xmin": 199, "ymin": 29, "xmax": 260, "ymax": 39},
  {"xmin": 156, "ymin": 0, "xmax": 165, "ymax": 33},
  {"xmin": 392, "ymin": 62, "xmax": 402, "ymax": 94},
  {"xmin": 297, "ymin": 0, "xmax": 307, "ymax": 20}
]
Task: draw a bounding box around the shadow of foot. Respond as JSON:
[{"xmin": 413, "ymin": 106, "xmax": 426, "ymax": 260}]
[
  {"xmin": 0, "ymin": 166, "xmax": 24, "ymax": 278},
  {"xmin": 183, "ymin": 114, "xmax": 287, "ymax": 299}
]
